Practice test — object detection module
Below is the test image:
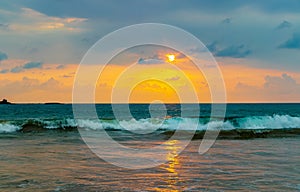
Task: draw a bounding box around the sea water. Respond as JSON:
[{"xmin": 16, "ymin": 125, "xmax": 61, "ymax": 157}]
[{"xmin": 0, "ymin": 104, "xmax": 299, "ymax": 191}]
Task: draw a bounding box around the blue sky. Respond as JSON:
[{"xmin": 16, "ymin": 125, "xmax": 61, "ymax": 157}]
[{"xmin": 0, "ymin": 0, "xmax": 299, "ymax": 69}]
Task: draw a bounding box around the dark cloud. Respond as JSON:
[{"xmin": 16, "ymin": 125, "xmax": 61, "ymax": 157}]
[
  {"xmin": 0, "ymin": 69, "xmax": 9, "ymax": 74},
  {"xmin": 279, "ymin": 33, "xmax": 300, "ymax": 49},
  {"xmin": 0, "ymin": 23, "xmax": 9, "ymax": 31},
  {"xmin": 20, "ymin": 0, "xmax": 300, "ymax": 20},
  {"xmin": 137, "ymin": 58, "xmax": 165, "ymax": 65},
  {"xmin": 56, "ymin": 64, "xmax": 65, "ymax": 69},
  {"xmin": 221, "ymin": 18, "xmax": 231, "ymax": 24},
  {"xmin": 23, "ymin": 61, "xmax": 43, "ymax": 69},
  {"xmin": 206, "ymin": 42, "xmax": 218, "ymax": 53},
  {"xmin": 206, "ymin": 42, "xmax": 252, "ymax": 58},
  {"xmin": 215, "ymin": 44, "xmax": 251, "ymax": 58},
  {"xmin": 1, "ymin": 0, "xmax": 300, "ymax": 71},
  {"xmin": 276, "ymin": 20, "xmax": 292, "ymax": 30},
  {"xmin": 10, "ymin": 61, "xmax": 43, "ymax": 73},
  {"xmin": 0, "ymin": 51, "xmax": 8, "ymax": 61},
  {"xmin": 10, "ymin": 66, "xmax": 23, "ymax": 73},
  {"xmin": 23, "ymin": 0, "xmax": 169, "ymax": 21}
]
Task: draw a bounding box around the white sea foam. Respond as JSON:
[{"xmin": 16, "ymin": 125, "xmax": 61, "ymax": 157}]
[
  {"xmin": 1, "ymin": 114, "xmax": 300, "ymax": 134},
  {"xmin": 74, "ymin": 115, "xmax": 300, "ymax": 131},
  {"xmin": 0, "ymin": 123, "xmax": 21, "ymax": 133},
  {"xmin": 239, "ymin": 114, "xmax": 300, "ymax": 129},
  {"xmin": 77, "ymin": 119, "xmax": 104, "ymax": 130},
  {"xmin": 69, "ymin": 115, "xmax": 300, "ymax": 130}
]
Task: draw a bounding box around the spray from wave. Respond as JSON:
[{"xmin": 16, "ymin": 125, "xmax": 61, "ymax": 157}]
[
  {"xmin": 0, "ymin": 115, "xmax": 300, "ymax": 138},
  {"xmin": 0, "ymin": 123, "xmax": 21, "ymax": 133}
]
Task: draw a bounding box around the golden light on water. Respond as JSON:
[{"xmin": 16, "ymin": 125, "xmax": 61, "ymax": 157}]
[
  {"xmin": 155, "ymin": 140, "xmax": 182, "ymax": 192},
  {"xmin": 165, "ymin": 140, "xmax": 180, "ymax": 174}
]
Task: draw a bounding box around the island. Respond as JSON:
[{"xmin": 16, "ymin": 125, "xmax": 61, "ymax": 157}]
[
  {"xmin": 0, "ymin": 99, "xmax": 12, "ymax": 104},
  {"xmin": 44, "ymin": 102, "xmax": 63, "ymax": 105}
]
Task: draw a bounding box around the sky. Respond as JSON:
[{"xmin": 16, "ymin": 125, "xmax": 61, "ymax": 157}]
[{"xmin": 0, "ymin": 0, "xmax": 300, "ymax": 103}]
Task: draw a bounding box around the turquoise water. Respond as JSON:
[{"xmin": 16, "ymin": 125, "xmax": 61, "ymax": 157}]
[
  {"xmin": 1, "ymin": 104, "xmax": 300, "ymax": 134},
  {"xmin": 0, "ymin": 104, "xmax": 299, "ymax": 191}
]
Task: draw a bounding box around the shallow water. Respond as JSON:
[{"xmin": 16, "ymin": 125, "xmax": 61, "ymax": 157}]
[{"xmin": 0, "ymin": 132, "xmax": 299, "ymax": 191}]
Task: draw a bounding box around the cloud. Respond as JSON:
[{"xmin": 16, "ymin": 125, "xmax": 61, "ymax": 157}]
[
  {"xmin": 215, "ymin": 44, "xmax": 251, "ymax": 58},
  {"xmin": 279, "ymin": 33, "xmax": 300, "ymax": 49},
  {"xmin": 206, "ymin": 42, "xmax": 218, "ymax": 53},
  {"xmin": 206, "ymin": 42, "xmax": 252, "ymax": 59},
  {"xmin": 62, "ymin": 75, "xmax": 72, "ymax": 78},
  {"xmin": 10, "ymin": 61, "xmax": 43, "ymax": 73},
  {"xmin": 137, "ymin": 58, "xmax": 165, "ymax": 65},
  {"xmin": 39, "ymin": 77, "xmax": 61, "ymax": 90},
  {"xmin": 0, "ymin": 77, "xmax": 39, "ymax": 95},
  {"xmin": 22, "ymin": 0, "xmax": 300, "ymax": 21},
  {"xmin": 234, "ymin": 73, "xmax": 300, "ymax": 101},
  {"xmin": 0, "ymin": 51, "xmax": 8, "ymax": 61},
  {"xmin": 276, "ymin": 20, "xmax": 292, "ymax": 30},
  {"xmin": 165, "ymin": 76, "xmax": 180, "ymax": 81},
  {"xmin": 1, "ymin": 76, "xmax": 62, "ymax": 92},
  {"xmin": 264, "ymin": 73, "xmax": 300, "ymax": 94},
  {"xmin": 0, "ymin": 7, "xmax": 87, "ymax": 33},
  {"xmin": 23, "ymin": 61, "xmax": 42, "ymax": 69},
  {"xmin": 10, "ymin": 66, "xmax": 23, "ymax": 73},
  {"xmin": 139, "ymin": 82, "xmax": 167, "ymax": 91},
  {"xmin": 56, "ymin": 64, "xmax": 65, "ymax": 69},
  {"xmin": 0, "ymin": 76, "xmax": 68, "ymax": 102},
  {"xmin": 221, "ymin": 18, "xmax": 231, "ymax": 24},
  {"xmin": 0, "ymin": 69, "xmax": 9, "ymax": 74},
  {"xmin": 1, "ymin": 1, "xmax": 300, "ymax": 70},
  {"xmin": 0, "ymin": 23, "xmax": 9, "ymax": 31}
]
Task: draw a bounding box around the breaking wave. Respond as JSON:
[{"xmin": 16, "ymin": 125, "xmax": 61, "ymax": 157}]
[
  {"xmin": 0, "ymin": 123, "xmax": 21, "ymax": 133},
  {"xmin": 0, "ymin": 115, "xmax": 300, "ymax": 138}
]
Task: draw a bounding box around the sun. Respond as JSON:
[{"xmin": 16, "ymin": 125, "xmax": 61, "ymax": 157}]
[{"xmin": 166, "ymin": 54, "xmax": 175, "ymax": 62}]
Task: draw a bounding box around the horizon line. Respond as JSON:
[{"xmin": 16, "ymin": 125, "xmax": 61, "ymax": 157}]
[{"xmin": 4, "ymin": 102, "xmax": 300, "ymax": 104}]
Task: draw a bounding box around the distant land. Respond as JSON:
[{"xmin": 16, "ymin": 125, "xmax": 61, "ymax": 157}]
[
  {"xmin": 0, "ymin": 99, "xmax": 12, "ymax": 104},
  {"xmin": 44, "ymin": 102, "xmax": 63, "ymax": 105},
  {"xmin": 0, "ymin": 99, "xmax": 65, "ymax": 105}
]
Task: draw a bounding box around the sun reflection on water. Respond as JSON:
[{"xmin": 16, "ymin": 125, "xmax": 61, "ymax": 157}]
[{"xmin": 154, "ymin": 140, "xmax": 184, "ymax": 192}]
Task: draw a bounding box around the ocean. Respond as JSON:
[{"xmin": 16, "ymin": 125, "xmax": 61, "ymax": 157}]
[{"xmin": 0, "ymin": 103, "xmax": 299, "ymax": 191}]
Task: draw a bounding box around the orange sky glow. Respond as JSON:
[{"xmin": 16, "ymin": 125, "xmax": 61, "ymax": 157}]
[{"xmin": 1, "ymin": 51, "xmax": 300, "ymax": 103}]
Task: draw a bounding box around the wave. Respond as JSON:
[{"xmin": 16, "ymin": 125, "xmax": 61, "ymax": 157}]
[
  {"xmin": 0, "ymin": 115, "xmax": 300, "ymax": 139},
  {"xmin": 238, "ymin": 114, "xmax": 300, "ymax": 129},
  {"xmin": 0, "ymin": 123, "xmax": 21, "ymax": 133}
]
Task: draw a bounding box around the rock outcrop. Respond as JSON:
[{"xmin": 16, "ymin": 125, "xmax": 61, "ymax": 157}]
[{"xmin": 0, "ymin": 99, "xmax": 12, "ymax": 104}]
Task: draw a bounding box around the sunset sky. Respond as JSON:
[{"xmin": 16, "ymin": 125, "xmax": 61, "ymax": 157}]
[{"xmin": 0, "ymin": 1, "xmax": 300, "ymax": 103}]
